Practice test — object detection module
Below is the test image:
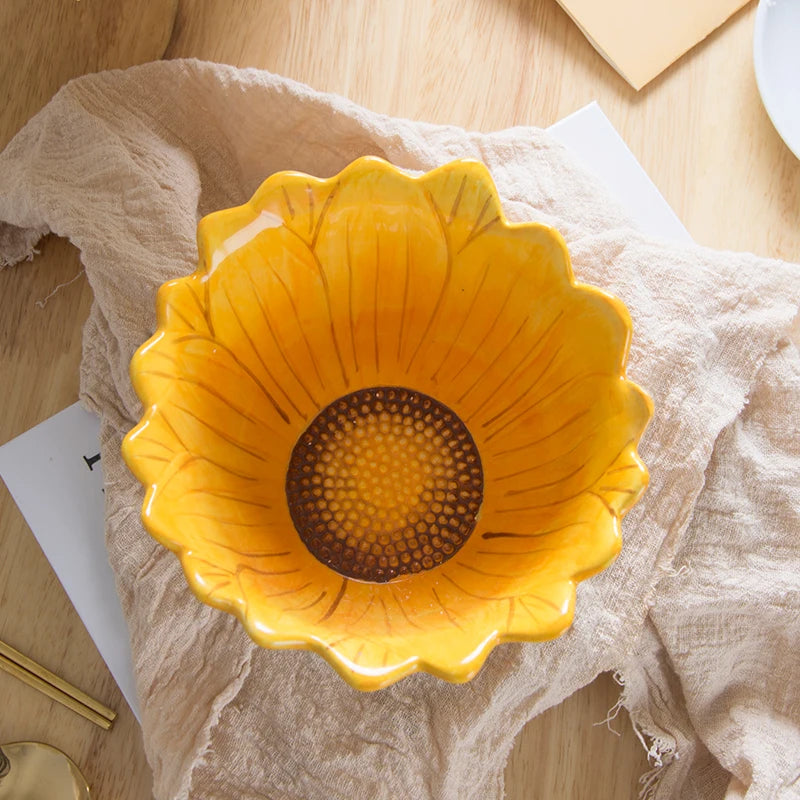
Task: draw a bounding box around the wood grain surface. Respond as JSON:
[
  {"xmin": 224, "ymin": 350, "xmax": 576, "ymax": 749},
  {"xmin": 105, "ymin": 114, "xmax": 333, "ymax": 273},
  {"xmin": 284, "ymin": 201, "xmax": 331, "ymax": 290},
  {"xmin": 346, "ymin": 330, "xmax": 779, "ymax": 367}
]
[{"xmin": 0, "ymin": 1, "xmax": 797, "ymax": 799}]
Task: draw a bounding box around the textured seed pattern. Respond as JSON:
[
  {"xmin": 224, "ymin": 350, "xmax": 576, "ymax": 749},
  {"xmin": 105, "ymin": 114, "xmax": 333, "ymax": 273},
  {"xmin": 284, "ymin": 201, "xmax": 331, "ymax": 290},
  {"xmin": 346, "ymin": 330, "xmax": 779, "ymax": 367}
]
[{"xmin": 286, "ymin": 387, "xmax": 483, "ymax": 582}]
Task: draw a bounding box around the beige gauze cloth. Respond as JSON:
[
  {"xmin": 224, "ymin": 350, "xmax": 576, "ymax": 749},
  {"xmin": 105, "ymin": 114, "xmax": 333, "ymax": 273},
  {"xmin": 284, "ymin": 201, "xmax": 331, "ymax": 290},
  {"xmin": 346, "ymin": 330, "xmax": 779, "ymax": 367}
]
[{"xmin": 1, "ymin": 60, "xmax": 799, "ymax": 800}]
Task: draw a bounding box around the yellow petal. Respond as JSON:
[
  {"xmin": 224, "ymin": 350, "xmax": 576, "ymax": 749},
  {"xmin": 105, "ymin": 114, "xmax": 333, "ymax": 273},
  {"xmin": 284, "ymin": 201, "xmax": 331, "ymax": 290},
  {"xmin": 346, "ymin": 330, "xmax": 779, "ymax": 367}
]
[
  {"xmin": 130, "ymin": 330, "xmax": 296, "ymax": 477},
  {"xmin": 122, "ymin": 411, "xmax": 183, "ymax": 487},
  {"xmin": 482, "ymin": 379, "xmax": 650, "ymax": 514},
  {"xmin": 144, "ymin": 452, "xmax": 288, "ymax": 555},
  {"xmin": 157, "ymin": 275, "xmax": 210, "ymax": 335},
  {"xmin": 205, "ymin": 224, "xmax": 351, "ymax": 413}
]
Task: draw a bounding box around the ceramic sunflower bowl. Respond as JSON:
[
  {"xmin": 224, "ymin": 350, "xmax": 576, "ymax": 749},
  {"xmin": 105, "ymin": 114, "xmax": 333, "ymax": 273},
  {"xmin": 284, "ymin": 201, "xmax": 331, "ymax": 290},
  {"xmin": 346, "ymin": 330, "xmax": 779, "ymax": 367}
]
[{"xmin": 122, "ymin": 157, "xmax": 652, "ymax": 690}]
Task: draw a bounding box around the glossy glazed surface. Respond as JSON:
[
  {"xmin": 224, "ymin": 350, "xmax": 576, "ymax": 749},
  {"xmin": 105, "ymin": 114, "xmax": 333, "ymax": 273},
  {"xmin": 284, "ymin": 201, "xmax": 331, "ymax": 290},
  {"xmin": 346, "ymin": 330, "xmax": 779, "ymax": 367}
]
[{"xmin": 122, "ymin": 158, "xmax": 652, "ymax": 690}]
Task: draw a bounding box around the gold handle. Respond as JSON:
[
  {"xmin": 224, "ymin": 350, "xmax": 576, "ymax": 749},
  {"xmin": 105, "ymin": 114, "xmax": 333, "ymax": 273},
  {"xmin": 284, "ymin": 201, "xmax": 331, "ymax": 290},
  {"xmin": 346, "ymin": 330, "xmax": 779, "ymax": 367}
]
[{"xmin": 0, "ymin": 640, "xmax": 116, "ymax": 730}]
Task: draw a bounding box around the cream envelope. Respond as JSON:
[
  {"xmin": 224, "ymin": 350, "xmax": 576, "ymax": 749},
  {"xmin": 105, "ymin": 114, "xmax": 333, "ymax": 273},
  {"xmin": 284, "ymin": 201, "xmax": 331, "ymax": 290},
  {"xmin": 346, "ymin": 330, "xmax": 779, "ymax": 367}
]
[{"xmin": 557, "ymin": 0, "xmax": 749, "ymax": 89}]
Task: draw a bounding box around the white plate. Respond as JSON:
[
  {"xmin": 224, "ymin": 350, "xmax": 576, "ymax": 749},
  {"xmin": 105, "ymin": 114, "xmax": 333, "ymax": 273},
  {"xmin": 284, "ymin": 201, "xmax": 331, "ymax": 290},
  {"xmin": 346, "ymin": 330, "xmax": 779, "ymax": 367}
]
[{"xmin": 754, "ymin": 0, "xmax": 800, "ymax": 159}]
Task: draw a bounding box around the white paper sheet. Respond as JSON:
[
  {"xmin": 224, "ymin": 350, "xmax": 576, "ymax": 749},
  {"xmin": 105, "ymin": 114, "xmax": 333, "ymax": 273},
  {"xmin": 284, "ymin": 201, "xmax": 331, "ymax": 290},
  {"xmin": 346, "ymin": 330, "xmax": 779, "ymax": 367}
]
[
  {"xmin": 549, "ymin": 103, "xmax": 691, "ymax": 243},
  {"xmin": 0, "ymin": 102, "xmax": 691, "ymax": 724},
  {"xmin": 0, "ymin": 404, "xmax": 140, "ymax": 718}
]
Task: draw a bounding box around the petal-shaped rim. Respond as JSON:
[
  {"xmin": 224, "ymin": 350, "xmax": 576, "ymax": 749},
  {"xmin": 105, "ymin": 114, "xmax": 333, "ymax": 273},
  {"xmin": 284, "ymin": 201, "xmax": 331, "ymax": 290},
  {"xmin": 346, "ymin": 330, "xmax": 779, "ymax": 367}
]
[{"xmin": 122, "ymin": 157, "xmax": 653, "ymax": 690}]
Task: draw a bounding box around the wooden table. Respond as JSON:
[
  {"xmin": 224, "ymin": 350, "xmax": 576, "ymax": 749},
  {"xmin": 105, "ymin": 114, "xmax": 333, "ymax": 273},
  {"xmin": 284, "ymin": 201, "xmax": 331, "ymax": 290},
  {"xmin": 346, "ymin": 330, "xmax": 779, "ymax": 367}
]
[{"xmin": 1, "ymin": 1, "xmax": 797, "ymax": 798}]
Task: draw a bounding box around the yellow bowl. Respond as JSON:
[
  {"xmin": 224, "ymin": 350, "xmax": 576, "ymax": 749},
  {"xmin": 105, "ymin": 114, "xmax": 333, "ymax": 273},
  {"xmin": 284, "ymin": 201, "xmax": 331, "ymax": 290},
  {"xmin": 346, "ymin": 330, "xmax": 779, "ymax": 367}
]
[{"xmin": 122, "ymin": 157, "xmax": 652, "ymax": 690}]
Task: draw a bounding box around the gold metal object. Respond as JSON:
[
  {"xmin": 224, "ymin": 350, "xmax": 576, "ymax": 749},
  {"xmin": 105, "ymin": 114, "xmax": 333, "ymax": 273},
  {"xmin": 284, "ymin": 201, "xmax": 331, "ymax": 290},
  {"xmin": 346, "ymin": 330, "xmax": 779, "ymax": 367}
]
[
  {"xmin": 0, "ymin": 639, "xmax": 116, "ymax": 730},
  {"xmin": 0, "ymin": 742, "xmax": 91, "ymax": 799}
]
